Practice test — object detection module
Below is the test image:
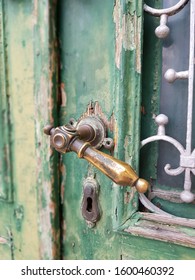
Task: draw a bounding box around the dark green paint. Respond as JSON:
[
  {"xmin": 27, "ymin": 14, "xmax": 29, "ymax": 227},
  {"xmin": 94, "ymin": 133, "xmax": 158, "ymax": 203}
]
[
  {"xmin": 140, "ymin": 0, "xmax": 162, "ymax": 182},
  {"xmin": 121, "ymin": 233, "xmax": 195, "ymax": 260},
  {"xmin": 152, "ymin": 197, "xmax": 195, "ymax": 219}
]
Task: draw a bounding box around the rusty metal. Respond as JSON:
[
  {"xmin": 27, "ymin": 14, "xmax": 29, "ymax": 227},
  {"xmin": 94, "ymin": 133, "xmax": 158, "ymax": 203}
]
[
  {"xmin": 44, "ymin": 116, "xmax": 149, "ymax": 193},
  {"xmin": 103, "ymin": 137, "xmax": 114, "ymax": 150}
]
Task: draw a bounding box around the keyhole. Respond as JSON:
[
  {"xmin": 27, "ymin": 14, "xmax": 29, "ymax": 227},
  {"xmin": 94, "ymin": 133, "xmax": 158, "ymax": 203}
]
[{"xmin": 86, "ymin": 197, "xmax": 93, "ymax": 212}]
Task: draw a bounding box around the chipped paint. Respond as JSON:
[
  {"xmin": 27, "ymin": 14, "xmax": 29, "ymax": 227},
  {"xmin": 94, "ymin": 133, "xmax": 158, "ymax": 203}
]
[
  {"xmin": 124, "ymin": 188, "xmax": 137, "ymax": 203},
  {"xmin": 60, "ymin": 83, "xmax": 67, "ymax": 107},
  {"xmin": 136, "ymin": 16, "xmax": 142, "ymax": 73},
  {"xmin": 1, "ymin": 0, "xmax": 42, "ymax": 259},
  {"xmin": 0, "ymin": 0, "xmax": 194, "ymax": 261},
  {"xmin": 80, "ymin": 101, "xmax": 115, "ymax": 132},
  {"xmin": 141, "ymin": 105, "xmax": 146, "ymax": 115},
  {"xmin": 113, "ymin": 0, "xmax": 123, "ymax": 69},
  {"xmin": 0, "ymin": 0, "xmax": 13, "ymax": 202},
  {"xmin": 93, "ymin": 101, "xmax": 115, "ymax": 132},
  {"xmin": 14, "ymin": 205, "xmax": 24, "ymax": 231},
  {"xmin": 122, "ymin": 13, "xmax": 136, "ymax": 51},
  {"xmin": 113, "ymin": 0, "xmax": 142, "ymax": 72},
  {"xmin": 33, "ymin": 0, "xmax": 60, "ymax": 259},
  {"xmin": 60, "ymin": 161, "xmax": 66, "ymax": 204},
  {"xmin": 0, "ymin": 236, "xmax": 8, "ymax": 244}
]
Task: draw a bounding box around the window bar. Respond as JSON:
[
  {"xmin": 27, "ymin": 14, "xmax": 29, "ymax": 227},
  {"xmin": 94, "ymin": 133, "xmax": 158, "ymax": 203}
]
[{"xmin": 140, "ymin": 0, "xmax": 195, "ymax": 215}]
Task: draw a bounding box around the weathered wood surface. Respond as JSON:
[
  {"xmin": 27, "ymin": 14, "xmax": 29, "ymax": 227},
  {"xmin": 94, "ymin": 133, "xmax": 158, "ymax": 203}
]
[
  {"xmin": 141, "ymin": 212, "xmax": 195, "ymax": 228},
  {"xmin": 33, "ymin": 0, "xmax": 61, "ymax": 260},
  {"xmin": 0, "ymin": 0, "xmax": 195, "ymax": 260},
  {"xmin": 59, "ymin": 0, "xmax": 195, "ymax": 260},
  {"xmin": 125, "ymin": 218, "xmax": 195, "ymax": 249},
  {"xmin": 0, "ymin": 0, "xmax": 40, "ymax": 260},
  {"xmin": 0, "ymin": 0, "xmax": 60, "ymax": 260}
]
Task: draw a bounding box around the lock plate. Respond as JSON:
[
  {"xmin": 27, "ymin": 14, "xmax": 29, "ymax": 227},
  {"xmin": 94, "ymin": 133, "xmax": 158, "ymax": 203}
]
[
  {"xmin": 76, "ymin": 116, "xmax": 106, "ymax": 149},
  {"xmin": 81, "ymin": 177, "xmax": 101, "ymax": 225}
]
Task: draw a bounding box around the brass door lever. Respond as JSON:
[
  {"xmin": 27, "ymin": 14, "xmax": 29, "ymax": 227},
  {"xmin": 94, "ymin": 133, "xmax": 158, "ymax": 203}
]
[{"xmin": 44, "ymin": 117, "xmax": 149, "ymax": 193}]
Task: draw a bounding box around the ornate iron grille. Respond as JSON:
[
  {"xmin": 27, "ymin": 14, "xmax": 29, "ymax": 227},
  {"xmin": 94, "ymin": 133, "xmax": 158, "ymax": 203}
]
[{"xmin": 140, "ymin": 0, "xmax": 194, "ymax": 215}]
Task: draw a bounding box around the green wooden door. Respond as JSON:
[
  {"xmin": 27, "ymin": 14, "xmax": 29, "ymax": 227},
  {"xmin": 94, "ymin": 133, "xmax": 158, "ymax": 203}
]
[
  {"xmin": 1, "ymin": 0, "xmax": 195, "ymax": 260},
  {"xmin": 57, "ymin": 0, "xmax": 195, "ymax": 259}
]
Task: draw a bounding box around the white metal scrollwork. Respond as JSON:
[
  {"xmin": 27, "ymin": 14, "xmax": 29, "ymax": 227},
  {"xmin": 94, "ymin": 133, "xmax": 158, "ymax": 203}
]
[
  {"xmin": 141, "ymin": 0, "xmax": 195, "ymax": 214},
  {"xmin": 144, "ymin": 0, "xmax": 189, "ymax": 38}
]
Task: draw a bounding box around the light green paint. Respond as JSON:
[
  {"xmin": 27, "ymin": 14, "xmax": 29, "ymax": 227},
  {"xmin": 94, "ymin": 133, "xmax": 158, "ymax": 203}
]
[
  {"xmin": 0, "ymin": 0, "xmax": 60, "ymax": 260},
  {"xmin": 0, "ymin": 0, "xmax": 40, "ymax": 260}
]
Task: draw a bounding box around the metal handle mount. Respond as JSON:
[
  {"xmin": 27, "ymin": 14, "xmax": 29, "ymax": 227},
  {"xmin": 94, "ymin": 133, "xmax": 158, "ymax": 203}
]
[{"xmin": 44, "ymin": 116, "xmax": 149, "ymax": 193}]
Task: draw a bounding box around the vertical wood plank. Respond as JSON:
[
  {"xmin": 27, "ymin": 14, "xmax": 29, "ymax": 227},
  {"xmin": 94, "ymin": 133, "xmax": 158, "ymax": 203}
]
[
  {"xmin": 112, "ymin": 0, "xmax": 143, "ymax": 229},
  {"xmin": 0, "ymin": 0, "xmax": 12, "ymax": 201},
  {"xmin": 58, "ymin": 0, "xmax": 144, "ymax": 259},
  {"xmin": 33, "ymin": 0, "xmax": 61, "ymax": 259},
  {"xmin": 4, "ymin": 0, "xmax": 40, "ymax": 259},
  {"xmin": 0, "ymin": 0, "xmax": 60, "ymax": 259}
]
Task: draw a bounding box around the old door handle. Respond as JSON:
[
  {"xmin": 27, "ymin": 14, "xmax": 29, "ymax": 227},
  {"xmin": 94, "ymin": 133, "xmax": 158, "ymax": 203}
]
[{"xmin": 44, "ymin": 119, "xmax": 149, "ymax": 193}]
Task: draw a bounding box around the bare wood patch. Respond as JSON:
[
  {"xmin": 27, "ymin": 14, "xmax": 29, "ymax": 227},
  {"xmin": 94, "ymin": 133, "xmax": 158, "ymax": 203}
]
[
  {"xmin": 113, "ymin": 0, "xmax": 142, "ymax": 72},
  {"xmin": 125, "ymin": 226, "xmax": 195, "ymax": 248},
  {"xmin": 0, "ymin": 236, "xmax": 8, "ymax": 244},
  {"xmin": 80, "ymin": 101, "xmax": 115, "ymax": 132},
  {"xmin": 113, "ymin": 0, "xmax": 122, "ymax": 69},
  {"xmin": 125, "ymin": 214, "xmax": 195, "ymax": 248},
  {"xmin": 141, "ymin": 212, "xmax": 195, "ymax": 228}
]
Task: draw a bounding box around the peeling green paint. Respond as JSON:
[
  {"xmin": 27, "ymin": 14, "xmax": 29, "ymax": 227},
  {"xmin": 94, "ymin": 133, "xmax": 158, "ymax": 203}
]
[
  {"xmin": 58, "ymin": 0, "xmax": 195, "ymax": 260},
  {"xmin": 0, "ymin": 0, "xmax": 60, "ymax": 260},
  {"xmin": 58, "ymin": 0, "xmax": 144, "ymax": 260},
  {"xmin": 0, "ymin": 0, "xmax": 13, "ymax": 202},
  {"xmin": 14, "ymin": 205, "xmax": 24, "ymax": 231},
  {"xmin": 140, "ymin": 0, "xmax": 162, "ymax": 182},
  {"xmin": 0, "ymin": 0, "xmax": 194, "ymax": 261},
  {"xmin": 34, "ymin": 0, "xmax": 61, "ymax": 259}
]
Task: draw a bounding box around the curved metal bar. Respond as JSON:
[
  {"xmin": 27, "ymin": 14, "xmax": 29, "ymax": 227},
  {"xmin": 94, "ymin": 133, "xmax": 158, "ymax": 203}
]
[
  {"xmin": 141, "ymin": 135, "xmax": 185, "ymax": 154},
  {"xmin": 141, "ymin": 135, "xmax": 185, "ymax": 177},
  {"xmin": 139, "ymin": 194, "xmax": 173, "ymax": 216},
  {"xmin": 144, "ymin": 0, "xmax": 189, "ymax": 17},
  {"xmin": 164, "ymin": 164, "xmax": 185, "ymax": 176}
]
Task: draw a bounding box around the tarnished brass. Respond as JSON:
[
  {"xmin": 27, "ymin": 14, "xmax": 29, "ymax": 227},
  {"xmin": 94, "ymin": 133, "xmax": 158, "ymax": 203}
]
[
  {"xmin": 71, "ymin": 139, "xmax": 149, "ymax": 193},
  {"xmin": 81, "ymin": 177, "xmax": 101, "ymax": 224},
  {"xmin": 76, "ymin": 116, "xmax": 106, "ymax": 149},
  {"xmin": 44, "ymin": 117, "xmax": 149, "ymax": 193}
]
